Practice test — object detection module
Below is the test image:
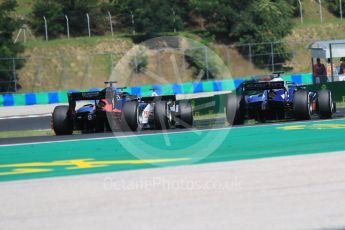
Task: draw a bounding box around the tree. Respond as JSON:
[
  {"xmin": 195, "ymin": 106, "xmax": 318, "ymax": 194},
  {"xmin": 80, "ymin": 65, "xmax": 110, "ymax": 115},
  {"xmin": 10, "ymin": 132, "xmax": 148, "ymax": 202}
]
[
  {"xmin": 0, "ymin": 0, "xmax": 24, "ymax": 92},
  {"xmin": 324, "ymin": 0, "xmax": 345, "ymax": 18},
  {"xmin": 189, "ymin": 0, "xmax": 254, "ymax": 37},
  {"xmin": 234, "ymin": 0, "xmax": 294, "ymax": 67},
  {"xmin": 191, "ymin": 0, "xmax": 294, "ymax": 68},
  {"xmin": 285, "ymin": 0, "xmax": 300, "ymax": 17},
  {"xmin": 60, "ymin": 0, "xmax": 106, "ymax": 36},
  {"xmin": 31, "ymin": 0, "xmax": 106, "ymax": 38},
  {"xmin": 107, "ymin": 0, "xmax": 188, "ymax": 34},
  {"xmin": 31, "ymin": 0, "xmax": 64, "ymax": 38}
]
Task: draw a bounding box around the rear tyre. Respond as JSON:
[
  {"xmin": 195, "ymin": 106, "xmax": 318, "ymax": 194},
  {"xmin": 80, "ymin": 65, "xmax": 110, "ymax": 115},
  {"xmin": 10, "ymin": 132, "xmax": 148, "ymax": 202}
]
[
  {"xmin": 121, "ymin": 101, "xmax": 138, "ymax": 131},
  {"xmin": 293, "ymin": 90, "xmax": 311, "ymax": 120},
  {"xmin": 226, "ymin": 94, "xmax": 245, "ymax": 126},
  {"xmin": 52, "ymin": 105, "xmax": 73, "ymax": 135},
  {"xmin": 318, "ymin": 90, "xmax": 333, "ymax": 119},
  {"xmin": 179, "ymin": 101, "xmax": 193, "ymax": 128},
  {"xmin": 154, "ymin": 101, "xmax": 170, "ymax": 130}
]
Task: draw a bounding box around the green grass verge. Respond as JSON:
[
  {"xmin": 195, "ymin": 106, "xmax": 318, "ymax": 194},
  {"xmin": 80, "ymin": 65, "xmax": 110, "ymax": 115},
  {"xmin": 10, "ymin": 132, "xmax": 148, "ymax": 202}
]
[{"xmin": 23, "ymin": 35, "xmax": 132, "ymax": 49}]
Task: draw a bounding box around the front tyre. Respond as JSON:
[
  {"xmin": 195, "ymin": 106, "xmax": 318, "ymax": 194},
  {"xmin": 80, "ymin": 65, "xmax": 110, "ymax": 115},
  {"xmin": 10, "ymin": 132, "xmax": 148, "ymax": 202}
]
[
  {"xmin": 318, "ymin": 90, "xmax": 333, "ymax": 119},
  {"xmin": 121, "ymin": 101, "xmax": 138, "ymax": 131},
  {"xmin": 52, "ymin": 105, "xmax": 73, "ymax": 135}
]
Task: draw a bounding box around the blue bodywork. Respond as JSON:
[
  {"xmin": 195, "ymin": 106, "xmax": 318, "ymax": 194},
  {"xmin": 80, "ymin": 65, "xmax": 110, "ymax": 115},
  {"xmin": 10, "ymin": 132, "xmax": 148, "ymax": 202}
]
[
  {"xmin": 76, "ymin": 104, "xmax": 94, "ymax": 113},
  {"xmin": 76, "ymin": 92, "xmax": 132, "ymax": 114},
  {"xmin": 244, "ymin": 86, "xmax": 296, "ymax": 104},
  {"xmin": 237, "ymin": 78, "xmax": 317, "ymax": 120}
]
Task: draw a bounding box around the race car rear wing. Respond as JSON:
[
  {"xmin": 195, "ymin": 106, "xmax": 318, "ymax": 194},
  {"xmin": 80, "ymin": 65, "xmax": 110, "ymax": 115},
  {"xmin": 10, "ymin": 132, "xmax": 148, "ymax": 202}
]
[
  {"xmin": 67, "ymin": 86, "xmax": 117, "ymax": 101},
  {"xmin": 67, "ymin": 88, "xmax": 115, "ymax": 113},
  {"xmin": 243, "ymin": 81, "xmax": 287, "ymax": 92},
  {"xmin": 140, "ymin": 95, "xmax": 176, "ymax": 102},
  {"xmin": 67, "ymin": 91, "xmax": 106, "ymax": 101}
]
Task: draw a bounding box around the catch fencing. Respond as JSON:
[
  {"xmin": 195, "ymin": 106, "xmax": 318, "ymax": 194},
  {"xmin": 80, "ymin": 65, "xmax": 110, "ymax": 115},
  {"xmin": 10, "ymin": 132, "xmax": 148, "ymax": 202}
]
[{"xmin": 0, "ymin": 41, "xmax": 309, "ymax": 93}]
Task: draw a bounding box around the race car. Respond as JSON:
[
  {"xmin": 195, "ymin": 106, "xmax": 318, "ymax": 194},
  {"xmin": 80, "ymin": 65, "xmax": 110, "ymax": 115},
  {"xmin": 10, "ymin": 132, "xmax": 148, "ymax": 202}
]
[
  {"xmin": 52, "ymin": 83, "xmax": 193, "ymax": 135},
  {"xmin": 226, "ymin": 72, "xmax": 336, "ymax": 125},
  {"xmin": 121, "ymin": 89, "xmax": 193, "ymax": 131}
]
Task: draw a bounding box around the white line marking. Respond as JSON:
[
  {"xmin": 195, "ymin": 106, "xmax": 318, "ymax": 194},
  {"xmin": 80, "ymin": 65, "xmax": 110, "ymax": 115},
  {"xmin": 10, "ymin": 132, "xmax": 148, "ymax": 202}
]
[
  {"xmin": 0, "ymin": 117, "xmax": 344, "ymax": 147},
  {"xmin": 0, "ymin": 114, "xmax": 51, "ymax": 120}
]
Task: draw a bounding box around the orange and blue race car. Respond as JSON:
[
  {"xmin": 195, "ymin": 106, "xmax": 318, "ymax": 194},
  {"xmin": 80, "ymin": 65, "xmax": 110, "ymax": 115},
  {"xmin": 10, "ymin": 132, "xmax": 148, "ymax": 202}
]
[{"xmin": 51, "ymin": 82, "xmax": 193, "ymax": 135}]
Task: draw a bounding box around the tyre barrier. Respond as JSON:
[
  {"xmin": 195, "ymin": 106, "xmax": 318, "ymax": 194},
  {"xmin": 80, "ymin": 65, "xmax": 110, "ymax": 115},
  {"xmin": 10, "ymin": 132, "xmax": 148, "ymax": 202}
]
[{"xmin": 0, "ymin": 73, "xmax": 312, "ymax": 107}]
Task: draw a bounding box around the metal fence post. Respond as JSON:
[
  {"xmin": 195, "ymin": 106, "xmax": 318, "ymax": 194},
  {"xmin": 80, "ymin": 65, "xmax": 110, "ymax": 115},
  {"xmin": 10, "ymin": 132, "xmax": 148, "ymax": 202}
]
[
  {"xmin": 156, "ymin": 50, "xmax": 161, "ymax": 78},
  {"xmin": 12, "ymin": 58, "xmax": 17, "ymax": 92},
  {"xmin": 226, "ymin": 46, "xmax": 231, "ymax": 67},
  {"xmin": 59, "ymin": 56, "xmax": 63, "ymax": 90},
  {"xmin": 108, "ymin": 11, "xmax": 114, "ymax": 36},
  {"xmin": 297, "ymin": 0, "xmax": 304, "ymax": 24},
  {"xmin": 109, "ymin": 53, "xmax": 113, "ymax": 77},
  {"xmin": 86, "ymin": 13, "xmax": 91, "ymax": 37},
  {"xmin": 329, "ymin": 43, "xmax": 334, "ymax": 82},
  {"xmin": 43, "ymin": 16, "xmax": 48, "ymax": 41},
  {"xmin": 318, "ymin": 0, "xmax": 323, "ymax": 23},
  {"xmin": 340, "ymin": 0, "xmax": 343, "ymax": 20},
  {"xmin": 65, "ymin": 15, "xmax": 70, "ymax": 39},
  {"xmin": 271, "ymin": 42, "xmax": 275, "ymax": 72},
  {"xmin": 130, "ymin": 11, "xmax": 135, "ymax": 35},
  {"xmin": 181, "ymin": 49, "xmax": 186, "ymax": 79},
  {"xmin": 171, "ymin": 8, "xmax": 176, "ymax": 33},
  {"xmin": 85, "ymin": 56, "xmax": 92, "ymax": 88},
  {"xmin": 23, "ymin": 27, "xmax": 26, "ymax": 43},
  {"xmin": 204, "ymin": 46, "xmax": 209, "ymax": 80},
  {"xmin": 33, "ymin": 57, "xmax": 42, "ymax": 92},
  {"xmin": 248, "ymin": 44, "xmax": 252, "ymax": 63},
  {"xmin": 134, "ymin": 53, "xmax": 138, "ymax": 73}
]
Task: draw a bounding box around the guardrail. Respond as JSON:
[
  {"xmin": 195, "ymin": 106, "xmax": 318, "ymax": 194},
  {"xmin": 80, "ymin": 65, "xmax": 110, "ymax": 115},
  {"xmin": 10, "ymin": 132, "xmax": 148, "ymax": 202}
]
[{"xmin": 0, "ymin": 73, "xmax": 312, "ymax": 106}]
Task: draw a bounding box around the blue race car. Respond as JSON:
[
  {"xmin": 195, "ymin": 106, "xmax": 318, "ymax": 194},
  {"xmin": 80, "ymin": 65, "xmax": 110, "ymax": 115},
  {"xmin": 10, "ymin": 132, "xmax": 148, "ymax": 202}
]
[
  {"xmin": 226, "ymin": 73, "xmax": 336, "ymax": 125},
  {"xmin": 52, "ymin": 83, "xmax": 193, "ymax": 135}
]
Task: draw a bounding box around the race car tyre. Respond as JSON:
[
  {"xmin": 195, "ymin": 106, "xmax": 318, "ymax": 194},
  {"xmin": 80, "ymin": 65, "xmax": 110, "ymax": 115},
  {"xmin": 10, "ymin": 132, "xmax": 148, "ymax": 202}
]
[
  {"xmin": 226, "ymin": 94, "xmax": 245, "ymax": 125},
  {"xmin": 121, "ymin": 101, "xmax": 138, "ymax": 131},
  {"xmin": 154, "ymin": 101, "xmax": 171, "ymax": 130},
  {"xmin": 52, "ymin": 105, "xmax": 73, "ymax": 135},
  {"xmin": 179, "ymin": 101, "xmax": 193, "ymax": 128},
  {"xmin": 318, "ymin": 90, "xmax": 333, "ymax": 119},
  {"xmin": 293, "ymin": 90, "xmax": 312, "ymax": 120}
]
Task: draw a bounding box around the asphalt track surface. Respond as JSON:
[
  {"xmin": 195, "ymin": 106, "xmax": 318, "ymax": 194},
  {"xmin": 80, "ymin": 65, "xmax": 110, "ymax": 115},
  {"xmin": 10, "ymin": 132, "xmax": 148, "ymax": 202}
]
[
  {"xmin": 1, "ymin": 114, "xmax": 345, "ymax": 229},
  {"xmin": 0, "ymin": 107, "xmax": 344, "ymax": 146},
  {"xmin": 0, "ymin": 118, "xmax": 226, "ymax": 145},
  {"xmin": 0, "ymin": 115, "xmax": 51, "ymax": 132}
]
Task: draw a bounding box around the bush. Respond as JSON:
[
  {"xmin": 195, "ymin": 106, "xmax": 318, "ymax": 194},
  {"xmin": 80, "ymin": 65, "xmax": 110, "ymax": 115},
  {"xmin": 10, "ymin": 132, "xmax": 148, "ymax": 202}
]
[
  {"xmin": 0, "ymin": 0, "xmax": 24, "ymax": 92},
  {"xmin": 129, "ymin": 49, "xmax": 148, "ymax": 74}
]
